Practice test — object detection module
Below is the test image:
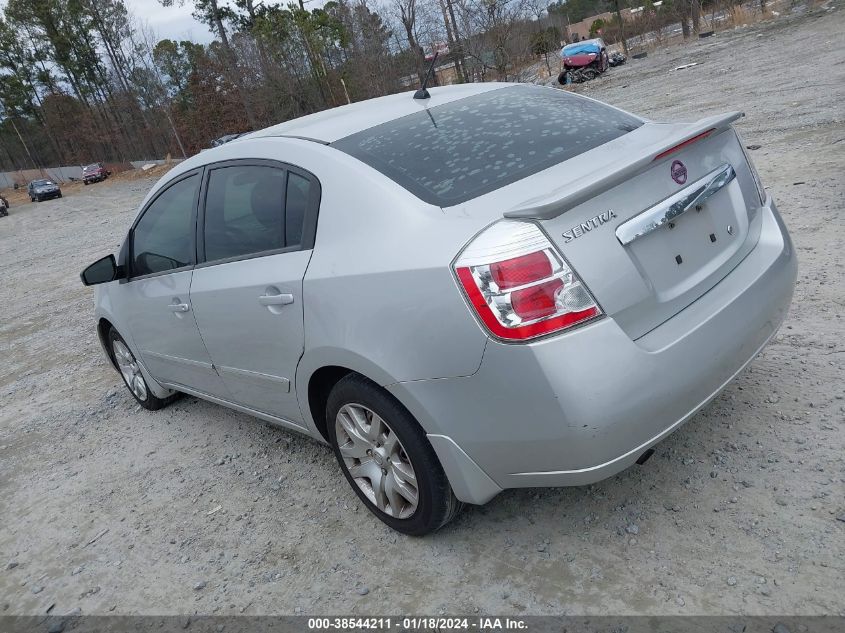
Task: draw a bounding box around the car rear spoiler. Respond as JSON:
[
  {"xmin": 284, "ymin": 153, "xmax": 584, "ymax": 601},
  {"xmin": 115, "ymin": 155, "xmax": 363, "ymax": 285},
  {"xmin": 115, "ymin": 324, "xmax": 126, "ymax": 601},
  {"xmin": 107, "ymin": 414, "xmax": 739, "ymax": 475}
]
[{"xmin": 503, "ymin": 111, "xmax": 744, "ymax": 221}]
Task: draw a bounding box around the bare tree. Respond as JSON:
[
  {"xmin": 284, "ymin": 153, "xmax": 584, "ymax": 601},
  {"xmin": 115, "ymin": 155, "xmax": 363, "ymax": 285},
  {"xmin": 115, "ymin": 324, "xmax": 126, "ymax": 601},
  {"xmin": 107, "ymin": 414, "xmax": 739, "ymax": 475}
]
[
  {"xmin": 460, "ymin": 0, "xmax": 532, "ymax": 80},
  {"xmin": 160, "ymin": 0, "xmax": 258, "ymax": 128},
  {"xmin": 395, "ymin": 0, "xmax": 428, "ymax": 84}
]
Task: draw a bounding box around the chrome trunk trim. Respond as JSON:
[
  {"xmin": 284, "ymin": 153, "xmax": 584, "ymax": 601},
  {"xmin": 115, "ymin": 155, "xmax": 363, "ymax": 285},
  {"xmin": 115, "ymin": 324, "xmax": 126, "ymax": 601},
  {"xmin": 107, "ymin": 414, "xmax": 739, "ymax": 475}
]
[{"xmin": 615, "ymin": 163, "xmax": 736, "ymax": 246}]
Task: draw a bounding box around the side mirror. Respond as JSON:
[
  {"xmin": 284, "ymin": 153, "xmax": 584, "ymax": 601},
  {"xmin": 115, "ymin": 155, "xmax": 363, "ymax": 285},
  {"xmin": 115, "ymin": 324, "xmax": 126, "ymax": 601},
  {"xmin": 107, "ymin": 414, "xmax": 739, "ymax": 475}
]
[{"xmin": 80, "ymin": 254, "xmax": 124, "ymax": 286}]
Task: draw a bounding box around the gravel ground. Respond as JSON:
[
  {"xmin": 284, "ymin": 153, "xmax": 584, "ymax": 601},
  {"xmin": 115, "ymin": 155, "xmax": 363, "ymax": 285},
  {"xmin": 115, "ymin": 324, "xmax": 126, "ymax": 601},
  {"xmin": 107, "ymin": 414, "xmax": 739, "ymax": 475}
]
[{"xmin": 1, "ymin": 5, "xmax": 844, "ymax": 617}]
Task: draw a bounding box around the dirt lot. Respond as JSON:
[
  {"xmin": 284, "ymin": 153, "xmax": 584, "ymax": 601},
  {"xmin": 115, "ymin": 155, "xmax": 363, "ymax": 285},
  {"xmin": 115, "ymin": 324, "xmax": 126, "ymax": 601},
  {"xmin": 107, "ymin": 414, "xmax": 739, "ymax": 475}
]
[{"xmin": 1, "ymin": 5, "xmax": 843, "ymax": 617}]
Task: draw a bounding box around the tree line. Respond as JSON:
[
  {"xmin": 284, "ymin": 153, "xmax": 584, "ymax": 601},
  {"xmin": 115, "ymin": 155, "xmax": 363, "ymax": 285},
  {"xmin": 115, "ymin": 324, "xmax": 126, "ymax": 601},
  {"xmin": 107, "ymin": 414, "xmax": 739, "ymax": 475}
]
[{"xmin": 0, "ymin": 0, "xmax": 738, "ymax": 173}]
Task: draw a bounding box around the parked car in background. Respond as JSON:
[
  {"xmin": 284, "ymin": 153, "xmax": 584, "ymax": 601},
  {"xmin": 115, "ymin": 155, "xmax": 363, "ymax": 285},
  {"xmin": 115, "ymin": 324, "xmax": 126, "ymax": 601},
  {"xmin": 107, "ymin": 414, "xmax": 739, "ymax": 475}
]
[
  {"xmin": 608, "ymin": 50, "xmax": 627, "ymax": 67},
  {"xmin": 80, "ymin": 83, "xmax": 796, "ymax": 535},
  {"xmin": 83, "ymin": 163, "xmax": 110, "ymax": 185},
  {"xmin": 210, "ymin": 133, "xmax": 247, "ymax": 148},
  {"xmin": 558, "ymin": 38, "xmax": 609, "ymax": 84},
  {"xmin": 28, "ymin": 179, "xmax": 62, "ymax": 202}
]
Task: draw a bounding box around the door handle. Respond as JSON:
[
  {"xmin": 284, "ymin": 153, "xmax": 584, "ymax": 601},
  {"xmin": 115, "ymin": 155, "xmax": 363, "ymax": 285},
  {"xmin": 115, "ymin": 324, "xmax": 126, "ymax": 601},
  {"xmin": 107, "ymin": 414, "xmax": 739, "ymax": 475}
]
[
  {"xmin": 258, "ymin": 293, "xmax": 294, "ymax": 307},
  {"xmin": 168, "ymin": 302, "xmax": 190, "ymax": 313}
]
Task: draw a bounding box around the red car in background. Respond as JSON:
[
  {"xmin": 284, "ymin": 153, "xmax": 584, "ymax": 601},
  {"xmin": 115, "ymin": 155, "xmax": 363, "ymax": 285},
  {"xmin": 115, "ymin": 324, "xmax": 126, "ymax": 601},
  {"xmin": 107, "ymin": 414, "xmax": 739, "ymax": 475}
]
[
  {"xmin": 82, "ymin": 163, "xmax": 110, "ymax": 185},
  {"xmin": 558, "ymin": 38, "xmax": 610, "ymax": 84}
]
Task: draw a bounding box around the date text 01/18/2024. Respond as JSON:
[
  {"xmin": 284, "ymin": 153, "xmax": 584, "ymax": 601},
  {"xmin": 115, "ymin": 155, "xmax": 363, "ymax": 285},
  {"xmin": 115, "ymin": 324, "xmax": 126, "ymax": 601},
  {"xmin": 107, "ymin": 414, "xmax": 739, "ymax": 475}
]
[{"xmin": 307, "ymin": 617, "xmax": 528, "ymax": 630}]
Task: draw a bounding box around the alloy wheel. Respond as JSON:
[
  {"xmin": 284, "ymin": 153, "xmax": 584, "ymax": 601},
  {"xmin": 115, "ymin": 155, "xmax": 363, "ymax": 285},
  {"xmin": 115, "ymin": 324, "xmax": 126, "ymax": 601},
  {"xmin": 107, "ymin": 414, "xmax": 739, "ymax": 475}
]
[
  {"xmin": 335, "ymin": 403, "xmax": 419, "ymax": 519},
  {"xmin": 112, "ymin": 339, "xmax": 148, "ymax": 402}
]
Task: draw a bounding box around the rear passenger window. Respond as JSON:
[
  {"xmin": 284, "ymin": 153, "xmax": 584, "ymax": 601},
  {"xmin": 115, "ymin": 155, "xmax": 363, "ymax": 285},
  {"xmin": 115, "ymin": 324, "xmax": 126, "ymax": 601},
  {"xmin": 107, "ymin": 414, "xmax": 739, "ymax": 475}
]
[
  {"xmin": 285, "ymin": 172, "xmax": 311, "ymax": 247},
  {"xmin": 204, "ymin": 166, "xmax": 287, "ymax": 262}
]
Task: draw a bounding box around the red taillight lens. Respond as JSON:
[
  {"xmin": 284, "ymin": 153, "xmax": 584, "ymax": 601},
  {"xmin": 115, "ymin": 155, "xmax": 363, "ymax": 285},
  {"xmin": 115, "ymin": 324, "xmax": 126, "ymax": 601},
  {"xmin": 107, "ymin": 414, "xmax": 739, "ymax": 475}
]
[
  {"xmin": 511, "ymin": 279, "xmax": 562, "ymax": 320},
  {"xmin": 490, "ymin": 251, "xmax": 552, "ymax": 290},
  {"xmin": 453, "ymin": 221, "xmax": 601, "ymax": 341}
]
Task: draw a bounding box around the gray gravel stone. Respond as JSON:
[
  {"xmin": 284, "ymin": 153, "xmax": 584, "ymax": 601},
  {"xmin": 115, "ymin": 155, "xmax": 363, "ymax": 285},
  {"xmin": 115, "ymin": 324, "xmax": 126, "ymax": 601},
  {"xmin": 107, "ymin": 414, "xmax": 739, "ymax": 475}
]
[
  {"xmin": 193, "ymin": 581, "xmax": 207, "ymax": 591},
  {"xmin": 727, "ymin": 576, "xmax": 738, "ymax": 586},
  {"xmin": 357, "ymin": 586, "xmax": 369, "ymax": 595},
  {"xmin": 47, "ymin": 620, "xmax": 66, "ymax": 633}
]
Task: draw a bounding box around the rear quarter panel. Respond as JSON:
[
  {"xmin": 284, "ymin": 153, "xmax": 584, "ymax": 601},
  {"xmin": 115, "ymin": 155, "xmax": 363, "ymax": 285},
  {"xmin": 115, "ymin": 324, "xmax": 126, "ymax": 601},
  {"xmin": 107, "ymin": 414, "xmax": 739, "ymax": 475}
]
[{"xmin": 258, "ymin": 139, "xmax": 490, "ymax": 427}]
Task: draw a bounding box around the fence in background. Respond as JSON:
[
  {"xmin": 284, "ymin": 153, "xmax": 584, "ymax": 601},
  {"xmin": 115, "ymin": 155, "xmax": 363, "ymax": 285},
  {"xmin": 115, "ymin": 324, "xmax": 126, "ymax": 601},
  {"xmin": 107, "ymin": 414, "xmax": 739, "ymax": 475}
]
[{"xmin": 0, "ymin": 159, "xmax": 182, "ymax": 189}]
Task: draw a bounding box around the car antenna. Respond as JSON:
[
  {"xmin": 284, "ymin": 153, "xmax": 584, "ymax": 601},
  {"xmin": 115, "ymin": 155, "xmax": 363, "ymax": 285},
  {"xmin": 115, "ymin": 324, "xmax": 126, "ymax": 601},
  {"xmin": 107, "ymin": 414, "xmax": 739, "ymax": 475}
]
[{"xmin": 413, "ymin": 52, "xmax": 439, "ymax": 100}]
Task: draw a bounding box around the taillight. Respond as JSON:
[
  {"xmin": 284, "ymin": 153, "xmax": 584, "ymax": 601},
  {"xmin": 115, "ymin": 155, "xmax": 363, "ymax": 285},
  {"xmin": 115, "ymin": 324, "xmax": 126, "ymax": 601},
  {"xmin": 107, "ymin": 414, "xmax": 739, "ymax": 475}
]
[{"xmin": 453, "ymin": 221, "xmax": 602, "ymax": 341}]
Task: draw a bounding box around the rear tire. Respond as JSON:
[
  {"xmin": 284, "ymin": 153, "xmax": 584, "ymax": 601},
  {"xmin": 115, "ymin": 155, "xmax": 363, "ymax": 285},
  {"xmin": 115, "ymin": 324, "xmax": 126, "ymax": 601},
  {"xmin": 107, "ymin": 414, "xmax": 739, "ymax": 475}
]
[
  {"xmin": 327, "ymin": 374, "xmax": 461, "ymax": 536},
  {"xmin": 108, "ymin": 328, "xmax": 177, "ymax": 411}
]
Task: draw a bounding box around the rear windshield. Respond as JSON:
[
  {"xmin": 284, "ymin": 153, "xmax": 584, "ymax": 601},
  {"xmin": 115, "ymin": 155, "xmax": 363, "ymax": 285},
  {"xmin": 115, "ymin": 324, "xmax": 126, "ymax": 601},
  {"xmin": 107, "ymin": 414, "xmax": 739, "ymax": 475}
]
[{"xmin": 332, "ymin": 85, "xmax": 642, "ymax": 206}]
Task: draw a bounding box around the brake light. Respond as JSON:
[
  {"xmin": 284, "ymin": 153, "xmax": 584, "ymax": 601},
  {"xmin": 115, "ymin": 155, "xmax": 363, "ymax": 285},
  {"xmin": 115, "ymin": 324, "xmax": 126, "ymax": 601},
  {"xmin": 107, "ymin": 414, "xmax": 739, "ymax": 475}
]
[
  {"xmin": 453, "ymin": 221, "xmax": 601, "ymax": 341},
  {"xmin": 653, "ymin": 128, "xmax": 715, "ymax": 162},
  {"xmin": 490, "ymin": 251, "xmax": 552, "ymax": 289}
]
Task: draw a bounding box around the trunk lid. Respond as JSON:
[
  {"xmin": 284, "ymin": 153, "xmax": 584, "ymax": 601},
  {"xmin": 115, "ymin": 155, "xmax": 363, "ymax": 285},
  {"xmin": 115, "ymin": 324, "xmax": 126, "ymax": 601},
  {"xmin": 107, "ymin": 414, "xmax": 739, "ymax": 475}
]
[
  {"xmin": 445, "ymin": 113, "xmax": 765, "ymax": 340},
  {"xmin": 531, "ymin": 123, "xmax": 764, "ymax": 339}
]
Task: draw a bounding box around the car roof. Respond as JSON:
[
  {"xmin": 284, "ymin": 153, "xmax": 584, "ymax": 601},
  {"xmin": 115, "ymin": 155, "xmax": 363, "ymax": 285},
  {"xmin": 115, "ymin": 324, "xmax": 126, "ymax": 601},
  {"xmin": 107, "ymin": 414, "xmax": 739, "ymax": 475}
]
[
  {"xmin": 244, "ymin": 83, "xmax": 509, "ymax": 144},
  {"xmin": 564, "ymin": 39, "xmax": 602, "ymax": 50}
]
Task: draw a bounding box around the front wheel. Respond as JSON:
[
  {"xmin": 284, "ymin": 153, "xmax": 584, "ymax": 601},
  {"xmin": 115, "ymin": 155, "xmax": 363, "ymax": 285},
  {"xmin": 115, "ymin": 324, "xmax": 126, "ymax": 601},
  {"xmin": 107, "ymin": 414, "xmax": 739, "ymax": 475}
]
[
  {"xmin": 108, "ymin": 328, "xmax": 176, "ymax": 411},
  {"xmin": 327, "ymin": 374, "xmax": 461, "ymax": 536}
]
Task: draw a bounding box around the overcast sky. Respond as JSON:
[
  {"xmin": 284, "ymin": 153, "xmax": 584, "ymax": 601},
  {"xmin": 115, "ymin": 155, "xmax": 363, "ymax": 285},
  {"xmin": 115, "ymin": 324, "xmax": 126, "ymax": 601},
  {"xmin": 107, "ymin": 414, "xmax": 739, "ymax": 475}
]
[{"xmin": 127, "ymin": 0, "xmax": 215, "ymax": 43}]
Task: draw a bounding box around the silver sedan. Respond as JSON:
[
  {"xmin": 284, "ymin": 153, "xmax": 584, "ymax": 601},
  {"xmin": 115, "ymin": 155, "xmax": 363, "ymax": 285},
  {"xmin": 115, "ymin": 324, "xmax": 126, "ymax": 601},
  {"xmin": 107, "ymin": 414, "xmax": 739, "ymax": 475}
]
[{"xmin": 81, "ymin": 83, "xmax": 797, "ymax": 535}]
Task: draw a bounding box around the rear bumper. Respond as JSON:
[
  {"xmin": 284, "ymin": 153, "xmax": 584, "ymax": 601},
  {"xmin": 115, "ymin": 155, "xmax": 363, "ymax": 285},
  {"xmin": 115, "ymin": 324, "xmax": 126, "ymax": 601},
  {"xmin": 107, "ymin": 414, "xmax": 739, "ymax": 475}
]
[{"xmin": 388, "ymin": 198, "xmax": 796, "ymax": 504}]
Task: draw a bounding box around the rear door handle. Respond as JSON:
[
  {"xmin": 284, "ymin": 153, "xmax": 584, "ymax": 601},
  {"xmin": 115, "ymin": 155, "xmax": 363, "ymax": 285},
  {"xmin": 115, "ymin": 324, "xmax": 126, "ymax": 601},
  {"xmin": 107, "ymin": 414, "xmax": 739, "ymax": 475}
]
[
  {"xmin": 168, "ymin": 302, "xmax": 190, "ymax": 313},
  {"xmin": 258, "ymin": 293, "xmax": 294, "ymax": 307}
]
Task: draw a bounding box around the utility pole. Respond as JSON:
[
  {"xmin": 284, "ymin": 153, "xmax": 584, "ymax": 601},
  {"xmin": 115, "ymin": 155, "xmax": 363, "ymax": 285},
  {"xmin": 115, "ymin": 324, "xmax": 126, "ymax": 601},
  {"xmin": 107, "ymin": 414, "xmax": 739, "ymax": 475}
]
[
  {"xmin": 10, "ymin": 118, "xmax": 43, "ymax": 175},
  {"xmin": 613, "ymin": 0, "xmax": 629, "ymax": 56}
]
